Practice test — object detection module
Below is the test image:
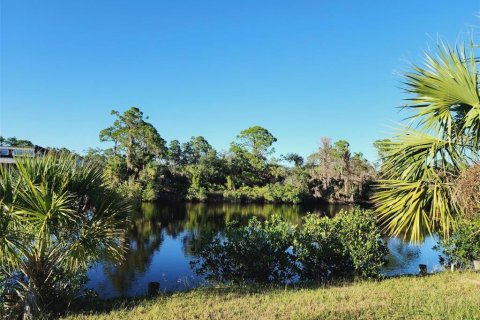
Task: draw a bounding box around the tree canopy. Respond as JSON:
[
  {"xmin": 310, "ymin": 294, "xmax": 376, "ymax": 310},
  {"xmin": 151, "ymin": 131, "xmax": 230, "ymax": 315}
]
[{"xmin": 94, "ymin": 110, "xmax": 375, "ymax": 204}]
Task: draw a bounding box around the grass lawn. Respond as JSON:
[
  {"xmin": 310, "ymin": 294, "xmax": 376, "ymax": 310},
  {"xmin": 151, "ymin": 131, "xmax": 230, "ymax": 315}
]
[{"xmin": 64, "ymin": 272, "xmax": 480, "ymax": 320}]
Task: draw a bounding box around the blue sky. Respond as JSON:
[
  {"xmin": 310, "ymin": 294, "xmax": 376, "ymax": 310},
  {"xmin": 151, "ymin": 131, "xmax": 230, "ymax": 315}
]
[{"xmin": 1, "ymin": 1, "xmax": 479, "ymax": 161}]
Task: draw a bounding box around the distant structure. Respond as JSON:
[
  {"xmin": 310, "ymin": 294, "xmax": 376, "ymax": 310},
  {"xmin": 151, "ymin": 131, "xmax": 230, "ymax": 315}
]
[{"xmin": 0, "ymin": 146, "xmax": 47, "ymax": 164}]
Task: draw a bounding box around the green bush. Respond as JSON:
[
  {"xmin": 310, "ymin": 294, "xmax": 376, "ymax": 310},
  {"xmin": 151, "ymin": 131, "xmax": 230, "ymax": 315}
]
[
  {"xmin": 294, "ymin": 209, "xmax": 387, "ymax": 280},
  {"xmin": 336, "ymin": 208, "xmax": 389, "ymax": 278},
  {"xmin": 118, "ymin": 178, "xmax": 143, "ymax": 201},
  {"xmin": 222, "ymin": 186, "xmax": 264, "ymax": 202},
  {"xmin": 223, "ymin": 184, "xmax": 304, "ymax": 204},
  {"xmin": 192, "ymin": 215, "xmax": 296, "ymax": 284},
  {"xmin": 193, "ymin": 208, "xmax": 388, "ymax": 284},
  {"xmin": 293, "ymin": 214, "xmax": 349, "ymax": 280},
  {"xmin": 436, "ymin": 218, "xmax": 480, "ymax": 268},
  {"xmin": 186, "ymin": 186, "xmax": 208, "ymax": 202},
  {"xmin": 141, "ymin": 181, "xmax": 158, "ymax": 201},
  {"xmin": 264, "ymin": 184, "xmax": 303, "ymax": 204}
]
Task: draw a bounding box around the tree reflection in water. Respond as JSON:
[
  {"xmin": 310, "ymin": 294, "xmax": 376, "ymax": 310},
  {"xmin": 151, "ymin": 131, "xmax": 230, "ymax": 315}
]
[{"xmin": 95, "ymin": 202, "xmax": 353, "ymax": 296}]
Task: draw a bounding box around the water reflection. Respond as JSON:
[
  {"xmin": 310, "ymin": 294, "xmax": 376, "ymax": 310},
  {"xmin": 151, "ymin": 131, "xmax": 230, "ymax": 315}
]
[
  {"xmin": 383, "ymin": 236, "xmax": 442, "ymax": 276},
  {"xmin": 100, "ymin": 207, "xmax": 165, "ymax": 294},
  {"xmin": 86, "ymin": 202, "xmax": 440, "ymax": 298}
]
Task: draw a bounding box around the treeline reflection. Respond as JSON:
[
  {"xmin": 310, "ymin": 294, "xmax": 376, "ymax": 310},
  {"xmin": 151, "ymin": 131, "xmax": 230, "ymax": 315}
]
[{"xmin": 99, "ymin": 202, "xmax": 350, "ymax": 294}]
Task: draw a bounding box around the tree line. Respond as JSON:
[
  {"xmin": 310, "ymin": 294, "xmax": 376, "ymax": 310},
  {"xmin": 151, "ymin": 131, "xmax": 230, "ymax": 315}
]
[{"xmin": 78, "ymin": 107, "xmax": 376, "ymax": 204}]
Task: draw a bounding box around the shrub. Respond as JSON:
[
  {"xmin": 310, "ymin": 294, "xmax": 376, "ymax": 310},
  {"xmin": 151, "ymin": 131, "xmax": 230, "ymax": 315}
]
[
  {"xmin": 193, "ymin": 208, "xmax": 388, "ymax": 284},
  {"xmin": 264, "ymin": 184, "xmax": 304, "ymax": 204},
  {"xmin": 436, "ymin": 218, "xmax": 480, "ymax": 268},
  {"xmin": 141, "ymin": 181, "xmax": 157, "ymax": 201},
  {"xmin": 294, "ymin": 209, "xmax": 387, "ymax": 280},
  {"xmin": 222, "ymin": 186, "xmax": 264, "ymax": 202},
  {"xmin": 118, "ymin": 178, "xmax": 143, "ymax": 201},
  {"xmin": 293, "ymin": 214, "xmax": 349, "ymax": 280},
  {"xmin": 192, "ymin": 215, "xmax": 296, "ymax": 284},
  {"xmin": 336, "ymin": 208, "xmax": 389, "ymax": 278},
  {"xmin": 186, "ymin": 186, "xmax": 208, "ymax": 202},
  {"xmin": 222, "ymin": 184, "xmax": 304, "ymax": 204}
]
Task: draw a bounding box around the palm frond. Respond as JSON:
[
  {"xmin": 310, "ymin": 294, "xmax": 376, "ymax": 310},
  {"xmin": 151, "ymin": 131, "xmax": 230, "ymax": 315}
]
[
  {"xmin": 403, "ymin": 42, "xmax": 479, "ymax": 140},
  {"xmin": 375, "ymin": 41, "xmax": 479, "ymax": 242},
  {"xmin": 1, "ymin": 152, "xmax": 131, "ymax": 282}
]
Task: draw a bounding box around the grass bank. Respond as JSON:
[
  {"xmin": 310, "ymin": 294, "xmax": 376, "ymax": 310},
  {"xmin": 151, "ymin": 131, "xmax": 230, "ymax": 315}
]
[{"xmin": 64, "ymin": 272, "xmax": 480, "ymax": 320}]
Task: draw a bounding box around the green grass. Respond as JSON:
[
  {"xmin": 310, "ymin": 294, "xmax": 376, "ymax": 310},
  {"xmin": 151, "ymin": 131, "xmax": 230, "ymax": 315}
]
[{"xmin": 64, "ymin": 272, "xmax": 480, "ymax": 320}]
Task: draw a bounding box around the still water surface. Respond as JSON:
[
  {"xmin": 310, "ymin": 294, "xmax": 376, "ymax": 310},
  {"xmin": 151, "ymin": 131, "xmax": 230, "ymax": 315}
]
[{"xmin": 86, "ymin": 202, "xmax": 442, "ymax": 298}]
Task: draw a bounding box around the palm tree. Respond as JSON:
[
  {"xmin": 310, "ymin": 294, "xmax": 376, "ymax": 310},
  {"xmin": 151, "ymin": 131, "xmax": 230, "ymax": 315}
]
[
  {"xmin": 0, "ymin": 153, "xmax": 130, "ymax": 318},
  {"xmin": 374, "ymin": 42, "xmax": 480, "ymax": 242}
]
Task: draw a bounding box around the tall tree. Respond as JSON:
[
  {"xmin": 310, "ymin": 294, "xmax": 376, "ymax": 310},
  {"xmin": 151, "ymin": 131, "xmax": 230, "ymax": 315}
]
[
  {"xmin": 233, "ymin": 126, "xmax": 277, "ymax": 158},
  {"xmin": 309, "ymin": 137, "xmax": 334, "ymax": 193},
  {"xmin": 282, "ymin": 153, "xmax": 304, "ymax": 167},
  {"xmin": 319, "ymin": 137, "xmax": 333, "ymax": 191},
  {"xmin": 167, "ymin": 140, "xmax": 182, "ymax": 166},
  {"xmin": 99, "ymin": 126, "xmax": 120, "ymax": 155},
  {"xmin": 334, "ymin": 140, "xmax": 351, "ymax": 195},
  {"xmin": 182, "ymin": 136, "xmax": 213, "ymax": 165},
  {"xmin": 229, "ymin": 126, "xmax": 277, "ymax": 186},
  {"xmin": 99, "ymin": 107, "xmax": 167, "ymax": 177}
]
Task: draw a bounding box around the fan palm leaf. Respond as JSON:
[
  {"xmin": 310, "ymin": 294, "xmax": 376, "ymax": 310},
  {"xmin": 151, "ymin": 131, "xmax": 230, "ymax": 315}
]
[
  {"xmin": 375, "ymin": 42, "xmax": 480, "ymax": 242},
  {"xmin": 0, "ymin": 152, "xmax": 131, "ymax": 316}
]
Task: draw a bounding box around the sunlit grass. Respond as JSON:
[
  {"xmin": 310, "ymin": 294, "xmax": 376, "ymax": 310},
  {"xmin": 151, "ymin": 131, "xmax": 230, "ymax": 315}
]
[{"xmin": 64, "ymin": 272, "xmax": 480, "ymax": 320}]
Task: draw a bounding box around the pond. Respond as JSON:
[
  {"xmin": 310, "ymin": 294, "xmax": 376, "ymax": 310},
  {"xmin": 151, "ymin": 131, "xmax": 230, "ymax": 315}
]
[{"xmin": 86, "ymin": 202, "xmax": 443, "ymax": 298}]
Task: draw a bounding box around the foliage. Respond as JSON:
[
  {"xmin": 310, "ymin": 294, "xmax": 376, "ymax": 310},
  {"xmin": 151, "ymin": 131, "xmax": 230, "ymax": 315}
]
[
  {"xmin": 282, "ymin": 153, "xmax": 304, "ymax": 167},
  {"xmin": 167, "ymin": 140, "xmax": 182, "ymax": 166},
  {"xmin": 193, "ymin": 209, "xmax": 387, "ymax": 284},
  {"xmin": 0, "ymin": 153, "xmax": 130, "ymax": 318},
  {"xmin": 0, "ymin": 136, "xmax": 34, "ymax": 147},
  {"xmin": 294, "ymin": 209, "xmax": 387, "ymax": 281},
  {"xmin": 223, "ymin": 184, "xmax": 305, "ymax": 204},
  {"xmin": 95, "ymin": 108, "xmax": 376, "ymax": 204},
  {"xmin": 436, "ymin": 218, "xmax": 480, "ymax": 268},
  {"xmin": 100, "ymin": 107, "xmax": 167, "ymax": 178},
  {"xmin": 374, "ymin": 42, "xmax": 480, "ymax": 242},
  {"xmin": 186, "ymin": 186, "xmax": 208, "ymax": 202},
  {"xmin": 228, "ymin": 126, "xmax": 278, "ymax": 186},
  {"xmin": 263, "ymin": 184, "xmax": 304, "ymax": 204},
  {"xmin": 182, "ymin": 136, "xmax": 213, "ymax": 165},
  {"xmin": 192, "ymin": 215, "xmax": 296, "ymax": 284},
  {"xmin": 372, "ymin": 138, "xmax": 391, "ymax": 169},
  {"xmin": 335, "ymin": 208, "xmax": 388, "ymax": 278},
  {"xmin": 282, "ymin": 153, "xmax": 305, "ymax": 168},
  {"xmin": 293, "ymin": 215, "xmax": 348, "ymax": 280},
  {"xmin": 0, "ymin": 273, "xmax": 6, "ymax": 317},
  {"xmin": 307, "ymin": 137, "xmax": 376, "ymax": 203},
  {"xmin": 223, "ymin": 186, "xmax": 265, "ymax": 202},
  {"xmin": 227, "ymin": 147, "xmax": 264, "ymax": 187},
  {"xmin": 233, "ymin": 126, "xmax": 277, "ymax": 159}
]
